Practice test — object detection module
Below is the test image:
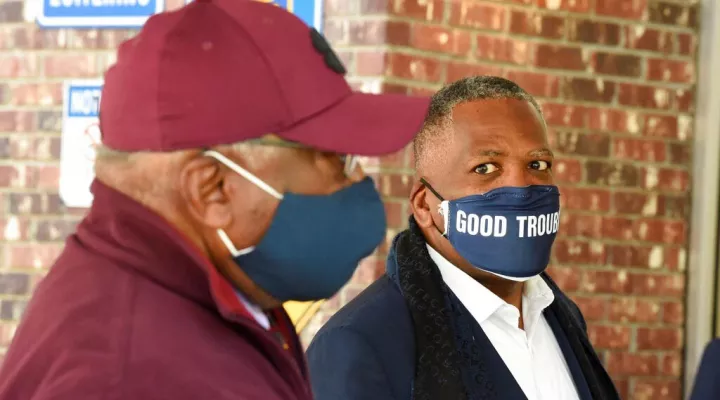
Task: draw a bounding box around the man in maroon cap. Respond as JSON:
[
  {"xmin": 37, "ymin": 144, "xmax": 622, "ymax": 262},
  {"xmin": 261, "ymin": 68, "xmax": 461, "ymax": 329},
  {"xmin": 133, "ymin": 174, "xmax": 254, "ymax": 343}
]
[{"xmin": 0, "ymin": 1, "xmax": 428, "ymax": 399}]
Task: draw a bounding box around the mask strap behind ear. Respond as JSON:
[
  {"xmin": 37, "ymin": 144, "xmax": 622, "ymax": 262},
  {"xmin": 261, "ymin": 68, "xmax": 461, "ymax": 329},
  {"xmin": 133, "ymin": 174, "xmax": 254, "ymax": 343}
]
[
  {"xmin": 204, "ymin": 150, "xmax": 280, "ymax": 258},
  {"xmin": 203, "ymin": 150, "xmax": 283, "ymax": 200},
  {"xmin": 419, "ymin": 177, "xmax": 445, "ymax": 201},
  {"xmin": 419, "ymin": 178, "xmax": 449, "ymax": 237}
]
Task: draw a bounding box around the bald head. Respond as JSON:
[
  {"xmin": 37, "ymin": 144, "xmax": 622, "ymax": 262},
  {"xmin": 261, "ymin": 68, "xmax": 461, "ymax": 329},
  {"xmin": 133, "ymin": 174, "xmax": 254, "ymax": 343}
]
[{"xmin": 413, "ymin": 76, "xmax": 543, "ymax": 173}]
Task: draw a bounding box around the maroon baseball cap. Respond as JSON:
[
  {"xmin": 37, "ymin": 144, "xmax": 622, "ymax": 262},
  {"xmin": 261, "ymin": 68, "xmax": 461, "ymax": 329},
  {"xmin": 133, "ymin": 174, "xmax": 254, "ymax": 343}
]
[{"xmin": 99, "ymin": 0, "xmax": 429, "ymax": 156}]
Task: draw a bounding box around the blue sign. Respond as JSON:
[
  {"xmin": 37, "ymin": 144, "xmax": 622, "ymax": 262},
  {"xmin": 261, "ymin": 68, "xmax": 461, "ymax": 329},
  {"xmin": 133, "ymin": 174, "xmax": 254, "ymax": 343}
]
[
  {"xmin": 38, "ymin": 0, "xmax": 165, "ymax": 29},
  {"xmin": 66, "ymin": 84, "xmax": 103, "ymax": 118},
  {"xmin": 185, "ymin": 0, "xmax": 324, "ymax": 31}
]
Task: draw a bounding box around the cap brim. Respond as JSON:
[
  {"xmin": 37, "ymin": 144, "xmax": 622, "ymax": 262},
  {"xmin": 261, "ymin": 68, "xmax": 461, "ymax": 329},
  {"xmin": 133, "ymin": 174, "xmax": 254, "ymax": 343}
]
[{"xmin": 279, "ymin": 92, "xmax": 430, "ymax": 156}]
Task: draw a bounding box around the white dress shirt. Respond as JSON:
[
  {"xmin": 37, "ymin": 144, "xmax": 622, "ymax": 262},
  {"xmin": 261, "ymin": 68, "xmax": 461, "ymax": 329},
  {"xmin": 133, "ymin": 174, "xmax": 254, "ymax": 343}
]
[{"xmin": 427, "ymin": 245, "xmax": 580, "ymax": 400}]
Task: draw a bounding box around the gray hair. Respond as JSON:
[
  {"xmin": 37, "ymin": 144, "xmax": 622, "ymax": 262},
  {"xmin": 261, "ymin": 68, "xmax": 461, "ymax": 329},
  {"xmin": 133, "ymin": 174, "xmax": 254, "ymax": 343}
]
[
  {"xmin": 413, "ymin": 75, "xmax": 543, "ymax": 169},
  {"xmin": 93, "ymin": 141, "xmax": 280, "ymax": 200},
  {"xmin": 93, "ymin": 141, "xmax": 275, "ymax": 165}
]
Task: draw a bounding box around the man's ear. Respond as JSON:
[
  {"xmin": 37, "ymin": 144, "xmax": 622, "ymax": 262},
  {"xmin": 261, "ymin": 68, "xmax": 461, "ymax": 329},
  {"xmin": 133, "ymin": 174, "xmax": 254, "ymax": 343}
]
[
  {"xmin": 410, "ymin": 181, "xmax": 435, "ymax": 228},
  {"xmin": 178, "ymin": 155, "xmax": 234, "ymax": 230}
]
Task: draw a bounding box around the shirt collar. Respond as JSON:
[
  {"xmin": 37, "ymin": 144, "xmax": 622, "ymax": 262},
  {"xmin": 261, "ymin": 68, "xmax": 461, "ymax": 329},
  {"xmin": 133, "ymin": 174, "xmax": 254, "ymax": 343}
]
[
  {"xmin": 236, "ymin": 291, "xmax": 271, "ymax": 330},
  {"xmin": 426, "ymin": 244, "xmax": 555, "ymax": 328}
]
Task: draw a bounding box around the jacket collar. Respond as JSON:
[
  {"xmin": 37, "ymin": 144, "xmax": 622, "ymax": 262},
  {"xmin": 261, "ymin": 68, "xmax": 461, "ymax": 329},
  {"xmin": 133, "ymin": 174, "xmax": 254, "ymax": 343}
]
[{"xmin": 76, "ymin": 179, "xmax": 257, "ymax": 325}]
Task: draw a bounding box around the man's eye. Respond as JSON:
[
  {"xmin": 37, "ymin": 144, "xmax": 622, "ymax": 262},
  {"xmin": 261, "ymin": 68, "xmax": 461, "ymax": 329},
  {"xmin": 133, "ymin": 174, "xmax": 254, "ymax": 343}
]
[
  {"xmin": 529, "ymin": 160, "xmax": 552, "ymax": 171},
  {"xmin": 474, "ymin": 163, "xmax": 499, "ymax": 175}
]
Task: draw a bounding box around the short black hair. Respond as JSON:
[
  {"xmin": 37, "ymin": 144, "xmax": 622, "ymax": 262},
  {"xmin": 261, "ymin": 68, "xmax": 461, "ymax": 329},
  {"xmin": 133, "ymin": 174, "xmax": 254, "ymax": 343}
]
[{"xmin": 413, "ymin": 76, "xmax": 543, "ymax": 170}]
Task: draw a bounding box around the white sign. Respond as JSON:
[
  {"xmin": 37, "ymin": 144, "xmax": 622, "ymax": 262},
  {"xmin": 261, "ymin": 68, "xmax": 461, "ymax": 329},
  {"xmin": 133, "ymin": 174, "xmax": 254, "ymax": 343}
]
[
  {"xmin": 59, "ymin": 80, "xmax": 103, "ymax": 208},
  {"xmin": 185, "ymin": 0, "xmax": 324, "ymax": 31},
  {"xmin": 38, "ymin": 0, "xmax": 165, "ymax": 28}
]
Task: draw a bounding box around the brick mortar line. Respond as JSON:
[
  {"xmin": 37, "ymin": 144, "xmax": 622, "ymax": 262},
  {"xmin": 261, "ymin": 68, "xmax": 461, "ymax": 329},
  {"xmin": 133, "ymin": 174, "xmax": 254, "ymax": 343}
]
[
  {"xmin": 380, "ymin": 8, "xmax": 699, "ymax": 35},
  {"xmin": 546, "ymin": 235, "xmax": 689, "ymax": 246},
  {"xmin": 0, "ymin": 217, "xmax": 83, "ymax": 224},
  {"xmin": 568, "ymin": 271, "xmax": 686, "ymax": 279},
  {"xmin": 604, "ymin": 349, "xmax": 684, "ymax": 355},
  {"xmin": 332, "ymin": 41, "xmax": 694, "ymax": 65},
  {"xmin": 0, "ymin": 295, "xmax": 31, "ymax": 301},
  {"xmin": 552, "ymin": 188, "xmax": 690, "ymax": 197},
  {"xmin": 0, "ymin": 77, "xmax": 105, "ymax": 84},
  {"xmin": 0, "ymin": 160, "xmax": 59, "ymax": 166},
  {"xmin": 0, "ymin": 133, "xmax": 63, "ymax": 138},
  {"xmin": 379, "ymin": 79, "xmax": 695, "ymax": 117},
  {"xmin": 552, "ymin": 259, "xmax": 687, "ymax": 271},
  {"xmin": 377, "ymin": 54, "xmax": 696, "ymax": 90},
  {"xmin": 476, "ymin": 0, "xmax": 697, "ymax": 7},
  {"xmin": 0, "ymin": 186, "xmax": 68, "ymax": 192},
  {"xmin": 370, "ymin": 167, "xmax": 416, "ymax": 175},
  {"xmin": 567, "ymin": 291, "xmax": 685, "ymax": 302},
  {"xmin": 560, "ymin": 215, "xmax": 690, "ymax": 224},
  {"xmin": 553, "ymin": 254, "xmax": 687, "ymax": 261},
  {"xmin": 0, "ymin": 50, "xmax": 119, "ymax": 57},
  {"xmin": 0, "ymin": 105, "xmax": 79, "ymax": 111},
  {"xmin": 554, "ymin": 154, "xmax": 690, "ymax": 169},
  {"xmin": 560, "ymin": 292, "xmax": 685, "ymax": 302},
  {"xmin": 388, "ymin": 37, "xmax": 696, "ymax": 64},
  {"xmin": 442, "ymin": 0, "xmax": 452, "ymax": 25},
  {"xmin": 398, "ymin": 25, "xmax": 695, "ymax": 62},
  {"xmin": 557, "ymin": 213, "xmax": 690, "ymax": 223},
  {"xmin": 0, "ymin": 272, "xmax": 49, "ymax": 280},
  {"xmin": 501, "ymin": 2, "xmax": 699, "ymax": 34},
  {"xmin": 559, "ymin": 136, "xmax": 692, "ymax": 149}
]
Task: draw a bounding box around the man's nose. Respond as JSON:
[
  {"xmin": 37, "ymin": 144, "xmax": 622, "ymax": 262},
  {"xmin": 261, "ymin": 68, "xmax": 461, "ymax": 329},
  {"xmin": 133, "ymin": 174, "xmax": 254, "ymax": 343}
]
[{"xmin": 498, "ymin": 164, "xmax": 535, "ymax": 188}]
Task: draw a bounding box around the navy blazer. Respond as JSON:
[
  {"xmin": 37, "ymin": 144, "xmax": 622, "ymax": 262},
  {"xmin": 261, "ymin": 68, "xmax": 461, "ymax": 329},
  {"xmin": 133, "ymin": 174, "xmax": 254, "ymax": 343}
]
[
  {"xmin": 307, "ymin": 264, "xmax": 618, "ymax": 400},
  {"xmin": 690, "ymin": 339, "xmax": 720, "ymax": 400}
]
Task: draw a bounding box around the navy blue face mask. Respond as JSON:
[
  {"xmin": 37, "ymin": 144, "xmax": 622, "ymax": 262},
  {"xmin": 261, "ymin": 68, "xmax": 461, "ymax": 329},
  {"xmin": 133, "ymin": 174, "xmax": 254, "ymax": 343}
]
[
  {"xmin": 421, "ymin": 178, "xmax": 561, "ymax": 281},
  {"xmin": 205, "ymin": 151, "xmax": 386, "ymax": 302}
]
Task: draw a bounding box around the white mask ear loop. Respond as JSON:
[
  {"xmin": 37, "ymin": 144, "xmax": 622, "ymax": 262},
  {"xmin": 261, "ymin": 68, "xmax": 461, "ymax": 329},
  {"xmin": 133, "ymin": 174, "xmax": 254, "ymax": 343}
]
[
  {"xmin": 438, "ymin": 200, "xmax": 450, "ymax": 236},
  {"xmin": 217, "ymin": 229, "xmax": 254, "ymax": 257},
  {"xmin": 203, "ymin": 150, "xmax": 284, "ymax": 257},
  {"xmin": 203, "ymin": 150, "xmax": 284, "ymax": 200}
]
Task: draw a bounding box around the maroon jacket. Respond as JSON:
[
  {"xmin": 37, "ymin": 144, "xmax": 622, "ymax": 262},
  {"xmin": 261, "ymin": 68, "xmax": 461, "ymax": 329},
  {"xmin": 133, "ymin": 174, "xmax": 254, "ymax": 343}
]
[{"xmin": 0, "ymin": 181, "xmax": 313, "ymax": 400}]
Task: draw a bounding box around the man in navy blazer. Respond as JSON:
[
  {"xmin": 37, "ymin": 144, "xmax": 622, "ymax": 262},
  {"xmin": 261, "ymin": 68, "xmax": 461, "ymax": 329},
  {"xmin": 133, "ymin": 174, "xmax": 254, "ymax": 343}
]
[
  {"xmin": 306, "ymin": 76, "xmax": 620, "ymax": 400},
  {"xmin": 690, "ymin": 339, "xmax": 720, "ymax": 400}
]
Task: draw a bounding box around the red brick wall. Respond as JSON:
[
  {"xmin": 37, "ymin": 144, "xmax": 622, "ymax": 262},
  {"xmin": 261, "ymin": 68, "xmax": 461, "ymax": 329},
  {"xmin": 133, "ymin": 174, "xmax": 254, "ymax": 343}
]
[
  {"xmin": 0, "ymin": 1, "xmax": 698, "ymax": 399},
  {"xmin": 303, "ymin": 1, "xmax": 699, "ymax": 400}
]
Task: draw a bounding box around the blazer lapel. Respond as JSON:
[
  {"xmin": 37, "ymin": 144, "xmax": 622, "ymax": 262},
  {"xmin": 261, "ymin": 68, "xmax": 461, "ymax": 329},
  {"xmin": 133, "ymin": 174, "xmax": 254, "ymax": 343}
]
[
  {"xmin": 545, "ymin": 306, "xmax": 593, "ymax": 400},
  {"xmin": 546, "ymin": 298, "xmax": 621, "ymax": 400},
  {"xmin": 448, "ymin": 292, "xmax": 527, "ymax": 400}
]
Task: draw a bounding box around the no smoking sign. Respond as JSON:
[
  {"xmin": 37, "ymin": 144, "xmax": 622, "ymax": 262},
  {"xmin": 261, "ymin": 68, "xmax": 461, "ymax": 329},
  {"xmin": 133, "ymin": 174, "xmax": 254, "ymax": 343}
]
[{"xmin": 60, "ymin": 80, "xmax": 103, "ymax": 208}]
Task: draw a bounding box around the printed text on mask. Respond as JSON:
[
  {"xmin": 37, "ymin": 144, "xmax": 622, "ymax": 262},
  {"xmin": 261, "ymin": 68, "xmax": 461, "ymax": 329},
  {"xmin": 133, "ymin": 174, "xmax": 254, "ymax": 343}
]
[{"xmin": 456, "ymin": 211, "xmax": 560, "ymax": 238}]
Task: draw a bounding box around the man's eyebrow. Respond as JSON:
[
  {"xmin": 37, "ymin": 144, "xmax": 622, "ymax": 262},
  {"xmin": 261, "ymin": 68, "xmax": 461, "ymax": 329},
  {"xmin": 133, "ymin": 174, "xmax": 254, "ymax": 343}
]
[
  {"xmin": 477, "ymin": 150, "xmax": 508, "ymax": 157},
  {"xmin": 527, "ymin": 148, "xmax": 554, "ymax": 158}
]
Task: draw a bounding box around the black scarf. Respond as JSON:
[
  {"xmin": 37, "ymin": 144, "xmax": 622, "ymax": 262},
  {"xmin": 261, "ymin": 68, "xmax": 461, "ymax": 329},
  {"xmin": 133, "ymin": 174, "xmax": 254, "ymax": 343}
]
[
  {"xmin": 393, "ymin": 217, "xmax": 474, "ymax": 400},
  {"xmin": 392, "ymin": 217, "xmax": 618, "ymax": 400}
]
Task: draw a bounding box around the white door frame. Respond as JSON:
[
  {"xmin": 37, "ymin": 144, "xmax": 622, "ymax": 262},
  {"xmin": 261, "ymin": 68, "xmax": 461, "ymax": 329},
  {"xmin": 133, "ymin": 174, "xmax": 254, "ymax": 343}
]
[{"xmin": 684, "ymin": 0, "xmax": 720, "ymax": 396}]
